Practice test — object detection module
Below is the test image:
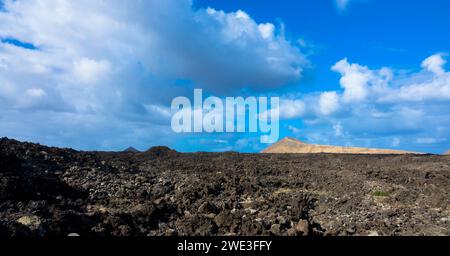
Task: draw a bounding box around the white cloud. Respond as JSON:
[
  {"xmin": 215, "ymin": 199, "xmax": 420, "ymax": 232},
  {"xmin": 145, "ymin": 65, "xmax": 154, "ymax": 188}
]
[
  {"xmin": 144, "ymin": 104, "xmax": 172, "ymax": 119},
  {"xmin": 330, "ymin": 55, "xmax": 450, "ymax": 104},
  {"xmin": 279, "ymin": 99, "xmax": 306, "ymax": 119},
  {"xmin": 319, "ymin": 91, "xmax": 340, "ymax": 115},
  {"xmin": 281, "ymin": 54, "xmax": 450, "ymax": 153},
  {"xmin": 26, "ymin": 88, "xmax": 46, "ymax": 98},
  {"xmin": 0, "ymin": 0, "xmax": 308, "ymax": 107},
  {"xmin": 381, "ymin": 76, "xmax": 450, "ymax": 102},
  {"xmin": 258, "ymin": 23, "xmax": 275, "ymax": 39},
  {"xmin": 73, "ymin": 58, "xmax": 112, "ymax": 84},
  {"xmin": 0, "ymin": 0, "xmax": 308, "ymax": 149},
  {"xmin": 421, "ymin": 54, "xmax": 446, "ymax": 75},
  {"xmin": 379, "ymin": 55, "xmax": 450, "ymax": 102},
  {"xmin": 331, "ymin": 59, "xmax": 372, "ymax": 102}
]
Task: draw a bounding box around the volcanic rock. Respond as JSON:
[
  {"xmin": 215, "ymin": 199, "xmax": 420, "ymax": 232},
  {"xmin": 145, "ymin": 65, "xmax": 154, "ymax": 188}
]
[
  {"xmin": 123, "ymin": 147, "xmax": 140, "ymax": 153},
  {"xmin": 144, "ymin": 146, "xmax": 178, "ymax": 158},
  {"xmin": 295, "ymin": 220, "xmax": 310, "ymax": 236},
  {"xmin": 0, "ymin": 137, "xmax": 448, "ymax": 236},
  {"xmin": 17, "ymin": 216, "xmax": 41, "ymax": 230}
]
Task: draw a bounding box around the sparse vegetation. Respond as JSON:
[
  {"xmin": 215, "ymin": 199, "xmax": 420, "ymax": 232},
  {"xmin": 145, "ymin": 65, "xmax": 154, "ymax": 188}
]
[
  {"xmin": 1, "ymin": 137, "xmax": 449, "ymax": 236},
  {"xmin": 373, "ymin": 191, "xmax": 390, "ymax": 197}
]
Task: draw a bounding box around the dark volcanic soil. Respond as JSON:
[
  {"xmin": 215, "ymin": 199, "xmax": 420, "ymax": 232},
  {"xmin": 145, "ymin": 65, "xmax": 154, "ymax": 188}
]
[{"xmin": 0, "ymin": 138, "xmax": 449, "ymax": 236}]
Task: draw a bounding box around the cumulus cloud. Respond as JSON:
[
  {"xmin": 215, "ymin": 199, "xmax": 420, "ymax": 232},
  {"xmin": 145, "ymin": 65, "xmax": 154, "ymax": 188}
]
[
  {"xmin": 0, "ymin": 0, "xmax": 307, "ymax": 149},
  {"xmin": 331, "ymin": 59, "xmax": 371, "ymax": 102},
  {"xmin": 73, "ymin": 58, "xmax": 112, "ymax": 84},
  {"xmin": 319, "ymin": 91, "xmax": 340, "ymax": 115},
  {"xmin": 279, "ymin": 99, "xmax": 306, "ymax": 119},
  {"xmin": 380, "ymin": 76, "xmax": 450, "ymax": 102},
  {"xmin": 328, "ymin": 55, "xmax": 450, "ymax": 104},
  {"xmin": 331, "ymin": 58, "xmax": 392, "ymax": 103},
  {"xmin": 421, "ymin": 54, "xmax": 446, "ymax": 75},
  {"xmin": 282, "ymin": 54, "xmax": 450, "ymax": 153},
  {"xmin": 258, "ymin": 23, "xmax": 276, "ymax": 39}
]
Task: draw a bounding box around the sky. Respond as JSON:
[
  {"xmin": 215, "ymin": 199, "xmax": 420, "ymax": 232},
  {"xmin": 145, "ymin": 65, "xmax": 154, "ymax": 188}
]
[{"xmin": 0, "ymin": 0, "xmax": 449, "ymax": 153}]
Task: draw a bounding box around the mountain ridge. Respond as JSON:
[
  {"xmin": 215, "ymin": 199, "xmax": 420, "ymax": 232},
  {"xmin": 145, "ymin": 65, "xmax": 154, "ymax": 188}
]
[
  {"xmin": 123, "ymin": 147, "xmax": 140, "ymax": 153},
  {"xmin": 262, "ymin": 137, "xmax": 423, "ymax": 154}
]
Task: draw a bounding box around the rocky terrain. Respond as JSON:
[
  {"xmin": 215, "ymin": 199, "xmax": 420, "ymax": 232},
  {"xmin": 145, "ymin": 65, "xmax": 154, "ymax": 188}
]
[
  {"xmin": 262, "ymin": 137, "xmax": 421, "ymax": 155},
  {"xmin": 0, "ymin": 137, "xmax": 449, "ymax": 236}
]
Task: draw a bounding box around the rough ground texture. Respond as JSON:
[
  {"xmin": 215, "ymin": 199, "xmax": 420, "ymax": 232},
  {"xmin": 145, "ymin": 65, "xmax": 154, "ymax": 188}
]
[{"xmin": 0, "ymin": 138, "xmax": 449, "ymax": 236}]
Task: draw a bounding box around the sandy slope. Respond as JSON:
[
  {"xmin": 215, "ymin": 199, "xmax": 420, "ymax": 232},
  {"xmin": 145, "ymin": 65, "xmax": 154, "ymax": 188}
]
[{"xmin": 262, "ymin": 137, "xmax": 422, "ymax": 154}]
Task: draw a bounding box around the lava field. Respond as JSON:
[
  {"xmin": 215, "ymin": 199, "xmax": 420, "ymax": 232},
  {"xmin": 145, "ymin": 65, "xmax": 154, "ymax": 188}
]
[{"xmin": 0, "ymin": 138, "xmax": 449, "ymax": 236}]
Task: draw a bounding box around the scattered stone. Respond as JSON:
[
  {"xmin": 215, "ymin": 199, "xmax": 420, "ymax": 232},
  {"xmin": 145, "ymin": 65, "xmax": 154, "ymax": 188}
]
[
  {"xmin": 346, "ymin": 228, "xmax": 356, "ymax": 235},
  {"xmin": 153, "ymin": 198, "xmax": 163, "ymax": 205},
  {"xmin": 295, "ymin": 220, "xmax": 309, "ymax": 236},
  {"xmin": 286, "ymin": 228, "xmax": 297, "ymax": 236},
  {"xmin": 0, "ymin": 137, "xmax": 449, "ymax": 236},
  {"xmin": 165, "ymin": 229, "xmax": 176, "ymax": 236},
  {"xmin": 276, "ymin": 216, "xmax": 287, "ymax": 225},
  {"xmin": 368, "ymin": 231, "xmax": 380, "ymax": 236},
  {"xmin": 16, "ymin": 216, "xmax": 41, "ymax": 230},
  {"xmin": 198, "ymin": 202, "xmax": 219, "ymax": 214},
  {"xmin": 246, "ymin": 208, "xmax": 258, "ymax": 215},
  {"xmin": 270, "ymin": 224, "xmax": 281, "ymax": 236}
]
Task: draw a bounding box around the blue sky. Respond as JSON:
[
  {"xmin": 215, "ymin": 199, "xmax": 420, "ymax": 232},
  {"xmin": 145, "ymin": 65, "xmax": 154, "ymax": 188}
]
[
  {"xmin": 197, "ymin": 0, "xmax": 450, "ymax": 91},
  {"xmin": 0, "ymin": 0, "xmax": 449, "ymax": 153}
]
